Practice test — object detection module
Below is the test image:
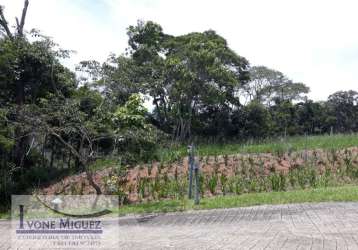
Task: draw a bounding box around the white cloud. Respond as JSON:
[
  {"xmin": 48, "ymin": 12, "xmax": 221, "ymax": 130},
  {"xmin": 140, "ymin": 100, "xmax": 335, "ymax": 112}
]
[{"xmin": 1, "ymin": 0, "xmax": 358, "ymax": 101}]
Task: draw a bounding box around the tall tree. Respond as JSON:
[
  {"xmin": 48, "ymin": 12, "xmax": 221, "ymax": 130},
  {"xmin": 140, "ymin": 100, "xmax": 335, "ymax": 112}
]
[
  {"xmin": 245, "ymin": 66, "xmax": 309, "ymax": 105},
  {"xmin": 0, "ymin": 0, "xmax": 76, "ymax": 169},
  {"xmin": 127, "ymin": 21, "xmax": 250, "ymax": 140},
  {"xmin": 328, "ymin": 90, "xmax": 358, "ymax": 133},
  {"xmin": 77, "ymin": 55, "xmax": 141, "ymax": 107}
]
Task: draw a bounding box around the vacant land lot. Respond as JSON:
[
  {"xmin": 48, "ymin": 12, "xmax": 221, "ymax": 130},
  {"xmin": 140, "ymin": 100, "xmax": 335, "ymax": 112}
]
[{"xmin": 36, "ymin": 134, "xmax": 358, "ymax": 214}]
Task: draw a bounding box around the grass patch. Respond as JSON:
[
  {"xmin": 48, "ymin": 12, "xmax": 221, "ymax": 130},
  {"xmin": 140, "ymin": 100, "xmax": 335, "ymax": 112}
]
[
  {"xmin": 157, "ymin": 133, "xmax": 358, "ymax": 162},
  {"xmin": 116, "ymin": 185, "xmax": 358, "ymax": 215},
  {"xmin": 0, "ymin": 211, "xmax": 10, "ymax": 220},
  {"xmin": 2, "ymin": 186, "xmax": 358, "ymax": 219},
  {"xmin": 89, "ymin": 158, "xmax": 120, "ymax": 171}
]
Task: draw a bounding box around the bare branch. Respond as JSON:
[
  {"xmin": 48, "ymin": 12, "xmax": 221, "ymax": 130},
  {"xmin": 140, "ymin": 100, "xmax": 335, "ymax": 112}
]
[
  {"xmin": 15, "ymin": 17, "xmax": 20, "ymax": 29},
  {"xmin": 17, "ymin": 0, "xmax": 29, "ymax": 37},
  {"xmin": 0, "ymin": 5, "xmax": 14, "ymax": 39},
  {"xmin": 49, "ymin": 127, "xmax": 102, "ymax": 195},
  {"xmin": 25, "ymin": 136, "xmax": 35, "ymax": 156},
  {"xmin": 50, "ymin": 129, "xmax": 83, "ymax": 163}
]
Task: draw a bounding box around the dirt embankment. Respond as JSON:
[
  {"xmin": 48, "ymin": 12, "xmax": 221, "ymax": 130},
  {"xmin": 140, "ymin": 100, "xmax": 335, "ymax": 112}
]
[{"xmin": 41, "ymin": 147, "xmax": 358, "ymax": 203}]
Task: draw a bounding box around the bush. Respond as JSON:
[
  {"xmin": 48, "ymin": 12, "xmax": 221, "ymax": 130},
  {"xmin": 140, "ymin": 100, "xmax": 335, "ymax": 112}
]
[{"xmin": 207, "ymin": 174, "xmax": 218, "ymax": 194}]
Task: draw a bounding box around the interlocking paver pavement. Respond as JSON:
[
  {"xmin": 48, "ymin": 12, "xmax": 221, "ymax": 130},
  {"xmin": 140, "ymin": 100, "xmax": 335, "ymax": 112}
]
[{"xmin": 2, "ymin": 202, "xmax": 358, "ymax": 249}]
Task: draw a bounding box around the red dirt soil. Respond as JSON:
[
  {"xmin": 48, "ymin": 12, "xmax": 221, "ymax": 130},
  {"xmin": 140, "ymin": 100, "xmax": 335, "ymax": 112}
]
[{"xmin": 41, "ymin": 147, "xmax": 358, "ymax": 203}]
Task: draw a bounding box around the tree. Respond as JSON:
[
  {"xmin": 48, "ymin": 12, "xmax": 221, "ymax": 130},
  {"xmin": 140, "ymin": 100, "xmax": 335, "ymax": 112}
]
[
  {"xmin": 295, "ymin": 100, "xmax": 334, "ymax": 134},
  {"xmin": 327, "ymin": 90, "xmax": 358, "ymax": 133},
  {"xmin": 0, "ymin": 0, "xmax": 29, "ymax": 39},
  {"xmin": 245, "ymin": 66, "xmax": 309, "ymax": 105},
  {"xmin": 112, "ymin": 94, "xmax": 159, "ymax": 163},
  {"xmin": 270, "ymin": 100, "xmax": 298, "ymax": 136},
  {"xmin": 12, "ymin": 97, "xmax": 104, "ymax": 194},
  {"xmin": 0, "ymin": 1, "xmax": 105, "ymax": 200},
  {"xmin": 77, "ymin": 55, "xmax": 140, "ymax": 107},
  {"xmin": 194, "ymin": 104, "xmax": 233, "ymax": 139},
  {"xmin": 0, "ymin": 1, "xmax": 76, "ymax": 170},
  {"xmin": 128, "ymin": 21, "xmax": 250, "ymax": 140},
  {"xmin": 243, "ymin": 66, "xmax": 284, "ymax": 103},
  {"xmin": 241, "ymin": 101, "xmax": 272, "ymax": 139}
]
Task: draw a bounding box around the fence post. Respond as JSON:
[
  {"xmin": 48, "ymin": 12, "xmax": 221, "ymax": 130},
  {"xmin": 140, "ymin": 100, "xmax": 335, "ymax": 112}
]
[
  {"xmin": 188, "ymin": 144, "xmax": 200, "ymax": 204},
  {"xmin": 188, "ymin": 144, "xmax": 194, "ymax": 199},
  {"xmin": 194, "ymin": 162, "xmax": 200, "ymax": 205}
]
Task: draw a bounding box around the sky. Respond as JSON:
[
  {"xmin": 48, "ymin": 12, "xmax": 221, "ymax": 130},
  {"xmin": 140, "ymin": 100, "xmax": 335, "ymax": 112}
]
[{"xmin": 1, "ymin": 0, "xmax": 358, "ymax": 101}]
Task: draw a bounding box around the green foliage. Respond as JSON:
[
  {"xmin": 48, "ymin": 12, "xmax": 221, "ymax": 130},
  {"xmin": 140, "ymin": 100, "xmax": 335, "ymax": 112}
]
[
  {"xmin": 270, "ymin": 174, "xmax": 281, "ymax": 192},
  {"xmin": 128, "ymin": 21, "xmax": 250, "ymax": 140},
  {"xmin": 328, "ymin": 90, "xmax": 358, "ymax": 133},
  {"xmin": 0, "ymin": 109, "xmax": 14, "ymax": 152},
  {"xmin": 112, "ymin": 94, "xmax": 160, "ymax": 164},
  {"xmin": 308, "ymin": 168, "xmax": 317, "ymax": 188},
  {"xmin": 207, "ymin": 174, "xmax": 218, "ymax": 194},
  {"xmin": 234, "ymin": 178, "xmax": 243, "ymax": 195},
  {"xmin": 155, "ymin": 134, "xmax": 358, "ymax": 163},
  {"xmin": 220, "ymin": 174, "xmax": 227, "ymax": 195},
  {"xmin": 241, "ymin": 101, "xmax": 273, "ymax": 138},
  {"xmin": 245, "ymin": 66, "xmax": 309, "ymax": 104},
  {"xmin": 296, "ymin": 168, "xmax": 307, "ymax": 189},
  {"xmin": 116, "ymin": 186, "xmax": 358, "ymax": 216},
  {"xmin": 0, "ymin": 0, "xmax": 357, "ymax": 209},
  {"xmin": 113, "ymin": 94, "xmax": 147, "ymax": 128}
]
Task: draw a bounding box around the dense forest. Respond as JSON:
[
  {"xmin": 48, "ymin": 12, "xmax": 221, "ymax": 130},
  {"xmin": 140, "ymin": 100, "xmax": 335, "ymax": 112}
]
[{"xmin": 0, "ymin": 1, "xmax": 357, "ymax": 205}]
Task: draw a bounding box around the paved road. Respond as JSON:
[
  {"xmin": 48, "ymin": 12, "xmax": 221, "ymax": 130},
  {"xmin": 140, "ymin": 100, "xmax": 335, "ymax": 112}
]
[{"xmin": 2, "ymin": 202, "xmax": 358, "ymax": 249}]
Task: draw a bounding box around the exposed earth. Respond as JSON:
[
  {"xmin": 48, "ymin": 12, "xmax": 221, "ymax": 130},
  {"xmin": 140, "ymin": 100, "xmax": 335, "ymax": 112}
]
[
  {"xmin": 41, "ymin": 147, "xmax": 358, "ymax": 203},
  {"xmin": 2, "ymin": 202, "xmax": 358, "ymax": 249}
]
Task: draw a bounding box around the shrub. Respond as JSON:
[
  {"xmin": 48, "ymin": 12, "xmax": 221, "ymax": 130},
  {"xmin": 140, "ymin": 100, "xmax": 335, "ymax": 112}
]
[
  {"xmin": 289, "ymin": 170, "xmax": 297, "ymax": 188},
  {"xmin": 220, "ymin": 174, "xmax": 228, "ymax": 195},
  {"xmin": 308, "ymin": 169, "xmax": 317, "ymax": 188},
  {"xmin": 297, "ymin": 168, "xmax": 307, "ymax": 189},
  {"xmin": 279, "ymin": 172, "xmax": 286, "ymax": 191},
  {"xmin": 207, "ymin": 174, "xmax": 218, "ymax": 194},
  {"xmin": 234, "ymin": 178, "xmax": 243, "ymax": 195},
  {"xmin": 269, "ymin": 172, "xmax": 286, "ymax": 191},
  {"xmin": 270, "ymin": 173, "xmax": 281, "ymax": 191}
]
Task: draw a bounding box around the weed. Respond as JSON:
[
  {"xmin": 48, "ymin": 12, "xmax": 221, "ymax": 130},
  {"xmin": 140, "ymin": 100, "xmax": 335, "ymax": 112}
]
[
  {"xmin": 227, "ymin": 178, "xmax": 235, "ymax": 194},
  {"xmin": 318, "ymin": 169, "xmax": 331, "ymax": 188},
  {"xmin": 270, "ymin": 173, "xmax": 281, "ymax": 191},
  {"xmin": 224, "ymin": 154, "xmax": 228, "ymax": 166},
  {"xmin": 207, "ymin": 174, "xmax": 218, "ymax": 194},
  {"xmin": 270, "ymin": 172, "xmax": 286, "ymax": 191},
  {"xmin": 138, "ymin": 178, "xmax": 147, "ymax": 199},
  {"xmin": 220, "ymin": 174, "xmax": 228, "ymax": 195},
  {"xmin": 248, "ymin": 178, "xmax": 258, "ymax": 192},
  {"xmin": 308, "ymin": 168, "xmax": 317, "ymax": 188},
  {"xmin": 289, "ymin": 170, "xmax": 296, "ymax": 188},
  {"xmin": 279, "ymin": 172, "xmax": 286, "ymax": 191},
  {"xmin": 234, "ymin": 178, "xmax": 243, "ymax": 195},
  {"xmin": 297, "ymin": 168, "xmax": 307, "ymax": 189}
]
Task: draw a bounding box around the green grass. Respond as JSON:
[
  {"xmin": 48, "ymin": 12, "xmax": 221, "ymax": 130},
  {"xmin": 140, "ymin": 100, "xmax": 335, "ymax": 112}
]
[
  {"xmin": 2, "ymin": 186, "xmax": 358, "ymax": 219},
  {"xmin": 87, "ymin": 134, "xmax": 358, "ymax": 169},
  {"xmin": 89, "ymin": 158, "xmax": 120, "ymax": 171},
  {"xmin": 115, "ymin": 185, "xmax": 358, "ymax": 216},
  {"xmin": 0, "ymin": 211, "xmax": 10, "ymax": 220},
  {"xmin": 157, "ymin": 134, "xmax": 358, "ymax": 162}
]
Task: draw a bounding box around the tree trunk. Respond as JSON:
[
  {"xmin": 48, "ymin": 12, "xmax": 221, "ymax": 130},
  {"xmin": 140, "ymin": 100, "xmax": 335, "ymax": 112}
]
[{"xmin": 50, "ymin": 139, "xmax": 54, "ymax": 169}]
